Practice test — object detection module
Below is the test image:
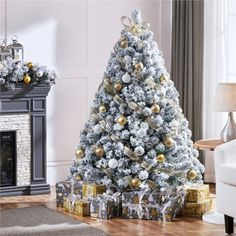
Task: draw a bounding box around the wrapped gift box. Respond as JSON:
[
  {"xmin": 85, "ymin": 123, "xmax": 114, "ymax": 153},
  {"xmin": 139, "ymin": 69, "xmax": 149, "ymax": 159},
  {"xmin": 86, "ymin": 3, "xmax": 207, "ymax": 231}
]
[
  {"xmin": 122, "ymin": 190, "xmax": 160, "ymax": 220},
  {"xmin": 161, "ymin": 192, "xmax": 187, "ymax": 222},
  {"xmin": 185, "ymin": 184, "xmax": 210, "ymax": 203},
  {"xmin": 90, "ymin": 193, "xmax": 121, "ymax": 219},
  {"xmin": 122, "ymin": 189, "xmax": 186, "ymax": 221},
  {"xmin": 56, "ymin": 181, "xmax": 71, "ymax": 207},
  {"xmin": 74, "ymin": 200, "xmax": 90, "ymax": 216},
  {"xmin": 180, "ymin": 197, "xmax": 212, "ymax": 217},
  {"xmin": 56, "ymin": 180, "xmax": 83, "ymax": 207},
  {"xmin": 82, "ymin": 183, "xmax": 106, "ymax": 199},
  {"xmin": 63, "ymin": 195, "xmax": 76, "ymax": 213}
]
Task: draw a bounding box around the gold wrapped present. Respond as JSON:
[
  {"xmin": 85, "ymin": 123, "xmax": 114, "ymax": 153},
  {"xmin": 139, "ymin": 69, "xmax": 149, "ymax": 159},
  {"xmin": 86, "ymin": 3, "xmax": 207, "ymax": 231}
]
[
  {"xmin": 180, "ymin": 197, "xmax": 212, "ymax": 217},
  {"xmin": 186, "ymin": 184, "xmax": 209, "ymax": 203},
  {"xmin": 63, "ymin": 194, "xmax": 77, "ymax": 213},
  {"xmin": 74, "ymin": 200, "xmax": 90, "ymax": 216},
  {"xmin": 82, "ymin": 183, "xmax": 106, "ymax": 198}
]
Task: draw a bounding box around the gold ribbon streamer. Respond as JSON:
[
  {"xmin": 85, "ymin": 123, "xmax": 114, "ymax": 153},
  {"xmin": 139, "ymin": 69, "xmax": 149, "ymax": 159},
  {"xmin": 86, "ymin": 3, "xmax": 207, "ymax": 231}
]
[
  {"xmin": 146, "ymin": 117, "xmax": 159, "ymax": 130},
  {"xmin": 90, "ymin": 113, "xmax": 100, "ymax": 122},
  {"xmin": 113, "ymin": 95, "xmax": 125, "ymax": 104},
  {"xmin": 146, "ymin": 180, "xmax": 159, "ymax": 191},
  {"xmin": 140, "ymin": 161, "xmax": 153, "ymax": 172},
  {"xmin": 103, "ymin": 79, "xmax": 115, "ymax": 95},
  {"xmin": 110, "ymin": 134, "xmax": 120, "ymax": 142},
  {"xmin": 128, "ymin": 102, "xmax": 141, "ymax": 112},
  {"xmin": 124, "ymin": 146, "xmax": 140, "ymax": 162},
  {"xmin": 103, "ymin": 168, "xmax": 113, "ymax": 179},
  {"xmin": 153, "ymin": 168, "xmax": 185, "ymax": 177},
  {"xmin": 99, "ymin": 120, "xmax": 106, "ymax": 130},
  {"xmin": 99, "ymin": 120, "xmax": 120, "ymax": 142}
]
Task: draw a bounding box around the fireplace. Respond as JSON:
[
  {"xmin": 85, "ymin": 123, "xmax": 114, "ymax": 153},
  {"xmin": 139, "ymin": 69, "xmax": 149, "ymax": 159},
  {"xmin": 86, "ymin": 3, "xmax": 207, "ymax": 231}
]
[
  {"xmin": 0, "ymin": 131, "xmax": 16, "ymax": 187},
  {"xmin": 0, "ymin": 85, "xmax": 51, "ymax": 196}
]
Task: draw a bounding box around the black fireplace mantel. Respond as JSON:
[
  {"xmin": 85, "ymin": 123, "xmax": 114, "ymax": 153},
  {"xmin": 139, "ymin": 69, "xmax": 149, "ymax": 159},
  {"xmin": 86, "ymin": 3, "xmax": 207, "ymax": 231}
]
[{"xmin": 0, "ymin": 84, "xmax": 51, "ymax": 196}]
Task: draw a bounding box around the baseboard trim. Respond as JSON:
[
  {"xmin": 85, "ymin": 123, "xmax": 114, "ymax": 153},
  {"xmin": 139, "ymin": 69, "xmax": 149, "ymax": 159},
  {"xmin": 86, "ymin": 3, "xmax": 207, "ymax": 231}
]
[{"xmin": 0, "ymin": 184, "xmax": 50, "ymax": 197}]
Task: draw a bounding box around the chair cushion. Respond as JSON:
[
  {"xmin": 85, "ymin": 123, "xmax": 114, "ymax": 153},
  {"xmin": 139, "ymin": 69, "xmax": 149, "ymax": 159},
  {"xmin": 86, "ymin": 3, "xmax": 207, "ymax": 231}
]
[{"xmin": 218, "ymin": 163, "xmax": 236, "ymax": 186}]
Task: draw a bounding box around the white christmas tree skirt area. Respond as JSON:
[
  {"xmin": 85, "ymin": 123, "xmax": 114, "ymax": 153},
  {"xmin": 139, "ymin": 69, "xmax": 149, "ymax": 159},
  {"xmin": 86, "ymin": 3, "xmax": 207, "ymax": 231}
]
[{"xmin": 202, "ymin": 211, "xmax": 236, "ymax": 225}]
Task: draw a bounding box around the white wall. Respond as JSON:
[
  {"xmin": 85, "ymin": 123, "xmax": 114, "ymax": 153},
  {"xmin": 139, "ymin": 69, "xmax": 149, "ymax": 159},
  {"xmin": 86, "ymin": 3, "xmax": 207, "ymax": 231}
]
[{"xmin": 1, "ymin": 0, "xmax": 172, "ymax": 185}]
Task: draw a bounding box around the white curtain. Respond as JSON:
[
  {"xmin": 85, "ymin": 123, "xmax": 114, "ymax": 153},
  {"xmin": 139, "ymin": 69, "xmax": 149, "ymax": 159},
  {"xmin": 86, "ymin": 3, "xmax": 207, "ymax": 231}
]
[{"xmin": 203, "ymin": 0, "xmax": 236, "ymax": 182}]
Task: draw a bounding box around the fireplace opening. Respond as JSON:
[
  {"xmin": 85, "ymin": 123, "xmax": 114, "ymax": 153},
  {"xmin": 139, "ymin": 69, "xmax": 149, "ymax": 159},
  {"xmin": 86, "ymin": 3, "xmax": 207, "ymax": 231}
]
[{"xmin": 0, "ymin": 131, "xmax": 16, "ymax": 187}]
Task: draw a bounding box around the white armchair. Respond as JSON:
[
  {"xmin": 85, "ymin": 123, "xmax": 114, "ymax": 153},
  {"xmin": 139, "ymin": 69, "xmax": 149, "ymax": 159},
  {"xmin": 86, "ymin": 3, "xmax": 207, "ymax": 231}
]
[{"xmin": 214, "ymin": 139, "xmax": 236, "ymax": 235}]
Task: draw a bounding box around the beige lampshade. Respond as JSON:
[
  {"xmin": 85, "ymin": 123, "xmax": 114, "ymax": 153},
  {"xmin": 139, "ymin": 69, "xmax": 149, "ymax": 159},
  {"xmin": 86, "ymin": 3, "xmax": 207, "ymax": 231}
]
[{"xmin": 214, "ymin": 83, "xmax": 236, "ymax": 111}]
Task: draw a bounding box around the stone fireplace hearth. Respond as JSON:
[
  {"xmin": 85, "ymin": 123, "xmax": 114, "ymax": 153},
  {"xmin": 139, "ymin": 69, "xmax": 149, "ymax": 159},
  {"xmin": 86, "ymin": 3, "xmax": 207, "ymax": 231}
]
[
  {"xmin": 0, "ymin": 114, "xmax": 31, "ymax": 187},
  {"xmin": 0, "ymin": 85, "xmax": 51, "ymax": 196}
]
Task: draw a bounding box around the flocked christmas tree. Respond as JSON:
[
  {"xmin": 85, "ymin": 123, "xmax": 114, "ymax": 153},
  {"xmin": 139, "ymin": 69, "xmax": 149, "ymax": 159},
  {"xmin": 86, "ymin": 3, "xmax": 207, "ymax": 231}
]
[{"xmin": 69, "ymin": 10, "xmax": 204, "ymax": 192}]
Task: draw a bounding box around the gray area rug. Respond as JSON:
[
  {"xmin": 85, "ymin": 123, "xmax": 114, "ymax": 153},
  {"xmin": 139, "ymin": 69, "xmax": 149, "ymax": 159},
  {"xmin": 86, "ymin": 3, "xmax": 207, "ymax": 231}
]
[{"xmin": 0, "ymin": 206, "xmax": 109, "ymax": 236}]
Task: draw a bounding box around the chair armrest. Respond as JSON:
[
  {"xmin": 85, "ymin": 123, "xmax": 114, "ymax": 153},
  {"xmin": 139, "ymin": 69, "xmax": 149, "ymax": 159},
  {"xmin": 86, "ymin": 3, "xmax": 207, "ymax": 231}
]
[{"xmin": 214, "ymin": 139, "xmax": 236, "ymax": 165}]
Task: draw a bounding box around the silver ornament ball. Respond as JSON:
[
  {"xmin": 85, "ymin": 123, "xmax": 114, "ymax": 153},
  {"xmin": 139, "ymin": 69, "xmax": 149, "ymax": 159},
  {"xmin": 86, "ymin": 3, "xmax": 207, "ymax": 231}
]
[
  {"xmin": 94, "ymin": 124, "xmax": 102, "ymax": 134},
  {"xmin": 122, "ymin": 72, "xmax": 131, "ymax": 83},
  {"xmin": 108, "ymin": 158, "xmax": 118, "ymax": 169},
  {"xmin": 36, "ymin": 70, "xmax": 44, "ymax": 77},
  {"xmin": 134, "ymin": 146, "xmax": 145, "ymax": 156}
]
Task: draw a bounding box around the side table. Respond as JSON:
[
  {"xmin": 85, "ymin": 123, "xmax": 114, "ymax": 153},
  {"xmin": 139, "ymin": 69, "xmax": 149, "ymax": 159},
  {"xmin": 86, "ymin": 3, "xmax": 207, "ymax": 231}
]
[{"xmin": 194, "ymin": 139, "xmax": 224, "ymax": 225}]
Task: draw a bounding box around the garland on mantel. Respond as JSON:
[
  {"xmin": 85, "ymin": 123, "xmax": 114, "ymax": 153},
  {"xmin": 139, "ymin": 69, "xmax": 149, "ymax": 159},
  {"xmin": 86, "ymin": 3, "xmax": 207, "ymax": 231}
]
[{"xmin": 0, "ymin": 58, "xmax": 57, "ymax": 90}]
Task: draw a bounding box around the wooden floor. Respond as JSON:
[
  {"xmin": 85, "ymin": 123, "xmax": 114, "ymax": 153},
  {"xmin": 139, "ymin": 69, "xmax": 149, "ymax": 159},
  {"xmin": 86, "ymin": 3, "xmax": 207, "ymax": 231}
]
[{"xmin": 0, "ymin": 184, "xmax": 233, "ymax": 236}]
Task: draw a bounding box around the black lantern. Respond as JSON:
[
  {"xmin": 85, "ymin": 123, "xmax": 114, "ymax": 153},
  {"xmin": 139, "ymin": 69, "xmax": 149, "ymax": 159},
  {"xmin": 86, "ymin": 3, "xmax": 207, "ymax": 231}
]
[{"xmin": 8, "ymin": 36, "xmax": 24, "ymax": 61}]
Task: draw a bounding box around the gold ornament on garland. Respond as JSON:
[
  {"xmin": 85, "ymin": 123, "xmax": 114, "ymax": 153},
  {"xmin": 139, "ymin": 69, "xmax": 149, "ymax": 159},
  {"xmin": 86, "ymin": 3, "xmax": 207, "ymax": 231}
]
[
  {"xmin": 156, "ymin": 154, "xmax": 165, "ymax": 163},
  {"xmin": 117, "ymin": 115, "xmax": 127, "ymax": 126},
  {"xmin": 76, "ymin": 148, "xmax": 84, "ymax": 159},
  {"xmin": 75, "ymin": 174, "xmax": 83, "ymax": 181},
  {"xmin": 27, "ymin": 62, "xmax": 33, "ymax": 69},
  {"xmin": 23, "ymin": 74, "xmax": 31, "ymax": 84},
  {"xmin": 164, "ymin": 137, "xmax": 174, "ymax": 148},
  {"xmin": 134, "ymin": 62, "xmax": 143, "ymax": 72},
  {"xmin": 95, "ymin": 147, "xmax": 105, "ymax": 158},
  {"xmin": 151, "ymin": 104, "xmax": 160, "ymax": 113},
  {"xmin": 99, "ymin": 105, "xmax": 107, "ymax": 113},
  {"xmin": 187, "ymin": 169, "xmax": 198, "ymax": 180},
  {"xmin": 160, "ymin": 75, "xmax": 167, "ymax": 83},
  {"xmin": 131, "ymin": 177, "xmax": 141, "ymax": 188},
  {"xmin": 114, "ymin": 82, "xmax": 123, "ymax": 92},
  {"xmin": 120, "ymin": 39, "xmax": 129, "ymax": 48}
]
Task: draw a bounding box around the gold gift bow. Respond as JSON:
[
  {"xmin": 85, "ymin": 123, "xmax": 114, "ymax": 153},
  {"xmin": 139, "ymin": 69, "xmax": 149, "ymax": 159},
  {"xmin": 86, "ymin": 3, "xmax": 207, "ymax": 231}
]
[{"xmin": 120, "ymin": 16, "xmax": 150, "ymax": 34}]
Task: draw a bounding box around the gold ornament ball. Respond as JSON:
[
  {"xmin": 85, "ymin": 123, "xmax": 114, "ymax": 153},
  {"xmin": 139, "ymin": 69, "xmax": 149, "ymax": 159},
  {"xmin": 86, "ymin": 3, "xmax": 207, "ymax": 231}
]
[
  {"xmin": 99, "ymin": 105, "xmax": 106, "ymax": 113},
  {"xmin": 187, "ymin": 169, "xmax": 198, "ymax": 180},
  {"xmin": 120, "ymin": 39, "xmax": 128, "ymax": 48},
  {"xmin": 164, "ymin": 138, "xmax": 174, "ymax": 148},
  {"xmin": 131, "ymin": 177, "xmax": 141, "ymax": 188},
  {"xmin": 76, "ymin": 148, "xmax": 84, "ymax": 158},
  {"xmin": 23, "ymin": 74, "xmax": 31, "ymax": 84},
  {"xmin": 95, "ymin": 147, "xmax": 105, "ymax": 158},
  {"xmin": 117, "ymin": 115, "xmax": 127, "ymax": 126},
  {"xmin": 160, "ymin": 75, "xmax": 167, "ymax": 83},
  {"xmin": 27, "ymin": 62, "xmax": 33, "ymax": 68},
  {"xmin": 134, "ymin": 62, "xmax": 144, "ymax": 71},
  {"xmin": 75, "ymin": 175, "xmax": 83, "ymax": 181},
  {"xmin": 131, "ymin": 25, "xmax": 140, "ymax": 34},
  {"xmin": 156, "ymin": 154, "xmax": 165, "ymax": 163},
  {"xmin": 114, "ymin": 82, "xmax": 123, "ymax": 92},
  {"xmin": 151, "ymin": 104, "xmax": 160, "ymax": 113}
]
